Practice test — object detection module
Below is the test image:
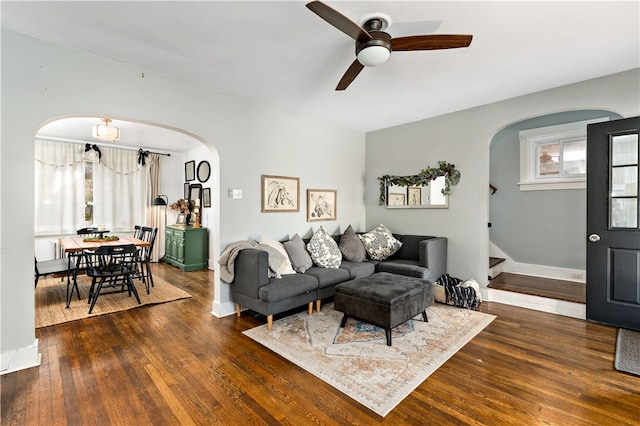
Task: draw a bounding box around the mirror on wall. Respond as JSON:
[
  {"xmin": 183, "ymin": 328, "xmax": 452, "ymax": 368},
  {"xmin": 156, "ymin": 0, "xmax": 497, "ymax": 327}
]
[{"xmin": 385, "ymin": 176, "xmax": 449, "ymax": 208}]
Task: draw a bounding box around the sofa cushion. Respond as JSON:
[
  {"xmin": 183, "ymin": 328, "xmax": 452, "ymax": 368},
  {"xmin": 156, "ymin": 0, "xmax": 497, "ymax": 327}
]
[
  {"xmin": 358, "ymin": 224, "xmax": 402, "ymax": 261},
  {"xmin": 259, "ymin": 273, "xmax": 318, "ymax": 303},
  {"xmin": 259, "ymin": 235, "xmax": 296, "ymax": 275},
  {"xmin": 339, "ymin": 224, "xmax": 367, "ymax": 262},
  {"xmin": 283, "ymin": 233, "xmax": 313, "ymax": 273},
  {"xmin": 305, "ymin": 266, "xmax": 350, "ymax": 289},
  {"xmin": 307, "ymin": 227, "xmax": 342, "ymax": 268},
  {"xmin": 377, "ymin": 259, "xmax": 428, "ymax": 279},
  {"xmin": 339, "ymin": 260, "xmax": 376, "ymax": 279}
]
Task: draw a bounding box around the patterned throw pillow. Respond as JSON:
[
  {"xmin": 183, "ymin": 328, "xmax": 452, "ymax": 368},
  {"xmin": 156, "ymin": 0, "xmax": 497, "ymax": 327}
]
[
  {"xmin": 307, "ymin": 227, "xmax": 342, "ymax": 268},
  {"xmin": 358, "ymin": 224, "xmax": 402, "ymax": 261}
]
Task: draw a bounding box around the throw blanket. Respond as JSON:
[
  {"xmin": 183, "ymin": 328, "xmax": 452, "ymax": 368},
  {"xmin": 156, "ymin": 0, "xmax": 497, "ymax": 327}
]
[
  {"xmin": 435, "ymin": 274, "xmax": 480, "ymax": 310},
  {"xmin": 218, "ymin": 241, "xmax": 288, "ymax": 284}
]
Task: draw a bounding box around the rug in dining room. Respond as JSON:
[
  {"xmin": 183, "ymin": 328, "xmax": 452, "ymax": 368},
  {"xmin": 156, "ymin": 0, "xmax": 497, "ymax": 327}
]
[
  {"xmin": 243, "ymin": 302, "xmax": 495, "ymax": 417},
  {"xmin": 35, "ymin": 275, "xmax": 192, "ymax": 328}
]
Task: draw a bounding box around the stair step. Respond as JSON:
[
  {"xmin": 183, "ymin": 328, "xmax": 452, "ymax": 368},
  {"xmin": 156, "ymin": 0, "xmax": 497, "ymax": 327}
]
[
  {"xmin": 489, "ymin": 257, "xmax": 505, "ymax": 268},
  {"xmin": 487, "ymin": 273, "xmax": 585, "ymax": 304}
]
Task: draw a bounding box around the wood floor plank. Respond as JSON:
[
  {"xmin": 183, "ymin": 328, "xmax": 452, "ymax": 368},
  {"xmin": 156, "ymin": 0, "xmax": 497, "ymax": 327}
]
[{"xmin": 2, "ymin": 263, "xmax": 639, "ymax": 425}]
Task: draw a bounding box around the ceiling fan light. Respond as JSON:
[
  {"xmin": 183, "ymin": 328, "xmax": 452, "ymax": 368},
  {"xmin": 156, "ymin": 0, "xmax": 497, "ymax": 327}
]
[
  {"xmin": 357, "ymin": 45, "xmax": 390, "ymax": 67},
  {"xmin": 92, "ymin": 118, "xmax": 120, "ymax": 141}
]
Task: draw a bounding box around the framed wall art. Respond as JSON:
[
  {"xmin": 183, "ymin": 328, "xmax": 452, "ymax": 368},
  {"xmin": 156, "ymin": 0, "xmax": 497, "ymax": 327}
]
[
  {"xmin": 307, "ymin": 189, "xmax": 337, "ymax": 222},
  {"xmin": 184, "ymin": 182, "xmax": 190, "ymax": 199},
  {"xmin": 388, "ymin": 192, "xmax": 406, "ymax": 206},
  {"xmin": 197, "ymin": 160, "xmax": 211, "ymax": 183},
  {"xmin": 185, "ymin": 160, "xmax": 195, "ymax": 182},
  {"xmin": 202, "ymin": 188, "xmax": 211, "ymax": 208},
  {"xmin": 408, "ymin": 187, "xmax": 422, "ymax": 206},
  {"xmin": 261, "ymin": 175, "xmax": 300, "ymax": 212}
]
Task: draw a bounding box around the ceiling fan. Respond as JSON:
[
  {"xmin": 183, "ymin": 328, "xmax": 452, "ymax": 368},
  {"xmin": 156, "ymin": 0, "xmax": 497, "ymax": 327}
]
[{"xmin": 306, "ymin": 1, "xmax": 473, "ymax": 91}]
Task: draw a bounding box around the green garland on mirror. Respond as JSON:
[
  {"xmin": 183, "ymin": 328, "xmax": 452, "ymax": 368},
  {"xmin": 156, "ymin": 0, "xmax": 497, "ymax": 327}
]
[{"xmin": 378, "ymin": 161, "xmax": 461, "ymax": 205}]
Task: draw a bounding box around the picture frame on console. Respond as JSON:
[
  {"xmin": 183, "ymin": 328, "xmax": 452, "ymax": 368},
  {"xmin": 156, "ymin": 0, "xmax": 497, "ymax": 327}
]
[
  {"xmin": 176, "ymin": 213, "xmax": 187, "ymax": 225},
  {"xmin": 261, "ymin": 175, "xmax": 300, "ymax": 213},
  {"xmin": 307, "ymin": 189, "xmax": 337, "ymax": 222}
]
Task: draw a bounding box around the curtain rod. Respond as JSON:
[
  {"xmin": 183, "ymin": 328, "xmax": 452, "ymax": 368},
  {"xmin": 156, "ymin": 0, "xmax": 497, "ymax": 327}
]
[{"xmin": 36, "ymin": 135, "xmax": 172, "ymax": 156}]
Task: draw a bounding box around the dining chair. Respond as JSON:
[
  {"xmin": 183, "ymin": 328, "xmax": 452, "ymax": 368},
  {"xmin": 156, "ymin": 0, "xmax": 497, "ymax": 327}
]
[
  {"xmin": 133, "ymin": 226, "xmax": 158, "ymax": 293},
  {"xmin": 85, "ymin": 244, "xmax": 141, "ymax": 314},
  {"xmin": 133, "ymin": 225, "xmax": 144, "ymax": 239},
  {"xmin": 35, "ymin": 256, "xmax": 80, "ymax": 308}
]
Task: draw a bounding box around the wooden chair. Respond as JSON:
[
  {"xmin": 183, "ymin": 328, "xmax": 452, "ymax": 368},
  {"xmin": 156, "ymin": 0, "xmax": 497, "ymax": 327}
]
[
  {"xmin": 35, "ymin": 257, "xmax": 80, "ymax": 308},
  {"xmin": 85, "ymin": 244, "xmax": 141, "ymax": 314},
  {"xmin": 133, "ymin": 227, "xmax": 158, "ymax": 293}
]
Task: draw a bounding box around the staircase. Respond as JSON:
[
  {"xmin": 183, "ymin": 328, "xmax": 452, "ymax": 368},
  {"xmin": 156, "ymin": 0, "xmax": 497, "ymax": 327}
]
[
  {"xmin": 488, "ymin": 257, "xmax": 505, "ymax": 281},
  {"xmin": 487, "ymin": 267, "xmax": 586, "ymax": 319}
]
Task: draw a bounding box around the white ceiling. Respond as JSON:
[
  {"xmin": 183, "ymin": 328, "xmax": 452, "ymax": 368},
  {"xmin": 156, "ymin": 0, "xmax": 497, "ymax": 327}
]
[{"xmin": 3, "ymin": 1, "xmax": 639, "ymax": 147}]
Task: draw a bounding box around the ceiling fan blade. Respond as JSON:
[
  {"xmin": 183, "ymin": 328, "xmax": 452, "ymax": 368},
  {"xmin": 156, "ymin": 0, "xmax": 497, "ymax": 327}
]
[
  {"xmin": 336, "ymin": 59, "xmax": 365, "ymax": 91},
  {"xmin": 391, "ymin": 34, "xmax": 473, "ymax": 51},
  {"xmin": 306, "ymin": 1, "xmax": 371, "ymax": 41}
]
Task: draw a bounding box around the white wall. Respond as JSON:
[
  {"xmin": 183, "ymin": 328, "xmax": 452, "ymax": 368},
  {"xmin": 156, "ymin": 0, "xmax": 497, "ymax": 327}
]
[
  {"xmin": 366, "ymin": 69, "xmax": 640, "ymax": 293},
  {"xmin": 0, "ymin": 30, "xmax": 365, "ymax": 373}
]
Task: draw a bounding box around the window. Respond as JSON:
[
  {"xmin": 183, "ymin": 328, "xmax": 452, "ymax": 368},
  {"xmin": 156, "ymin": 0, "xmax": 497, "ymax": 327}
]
[
  {"xmin": 35, "ymin": 139, "xmax": 148, "ymax": 235},
  {"xmin": 519, "ymin": 118, "xmax": 608, "ymax": 191}
]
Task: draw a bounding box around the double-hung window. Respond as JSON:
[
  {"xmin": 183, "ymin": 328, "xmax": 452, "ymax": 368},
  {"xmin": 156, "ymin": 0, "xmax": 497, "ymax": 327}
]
[{"xmin": 518, "ymin": 118, "xmax": 608, "ymax": 191}]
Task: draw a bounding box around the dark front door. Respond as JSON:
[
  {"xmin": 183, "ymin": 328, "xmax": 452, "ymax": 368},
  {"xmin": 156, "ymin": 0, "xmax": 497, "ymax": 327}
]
[{"xmin": 586, "ymin": 116, "xmax": 640, "ymax": 331}]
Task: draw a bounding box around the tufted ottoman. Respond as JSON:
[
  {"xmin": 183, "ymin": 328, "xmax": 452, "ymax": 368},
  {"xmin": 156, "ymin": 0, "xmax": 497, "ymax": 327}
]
[{"xmin": 334, "ymin": 272, "xmax": 434, "ymax": 346}]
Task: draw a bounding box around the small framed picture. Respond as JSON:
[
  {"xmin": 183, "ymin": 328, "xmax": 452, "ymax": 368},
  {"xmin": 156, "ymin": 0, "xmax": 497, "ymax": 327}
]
[
  {"xmin": 185, "ymin": 160, "xmax": 195, "ymax": 182},
  {"xmin": 202, "ymin": 188, "xmax": 211, "ymax": 208},
  {"xmin": 388, "ymin": 193, "xmax": 406, "ymax": 206},
  {"xmin": 176, "ymin": 213, "xmax": 187, "ymax": 225},
  {"xmin": 261, "ymin": 175, "xmax": 300, "ymax": 212},
  {"xmin": 408, "ymin": 187, "xmax": 422, "ymax": 206},
  {"xmin": 184, "ymin": 183, "xmax": 190, "ymax": 199},
  {"xmin": 307, "ymin": 189, "xmax": 337, "ymax": 222}
]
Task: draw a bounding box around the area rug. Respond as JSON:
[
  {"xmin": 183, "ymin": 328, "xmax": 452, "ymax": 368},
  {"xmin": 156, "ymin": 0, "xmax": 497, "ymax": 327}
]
[
  {"xmin": 35, "ymin": 275, "xmax": 192, "ymax": 328},
  {"xmin": 615, "ymin": 328, "xmax": 640, "ymax": 376},
  {"xmin": 243, "ymin": 303, "xmax": 495, "ymax": 417}
]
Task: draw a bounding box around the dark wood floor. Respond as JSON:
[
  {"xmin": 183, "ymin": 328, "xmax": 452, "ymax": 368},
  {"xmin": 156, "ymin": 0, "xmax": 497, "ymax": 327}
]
[
  {"xmin": 2, "ymin": 263, "xmax": 639, "ymax": 425},
  {"xmin": 488, "ymin": 272, "xmax": 586, "ymax": 303}
]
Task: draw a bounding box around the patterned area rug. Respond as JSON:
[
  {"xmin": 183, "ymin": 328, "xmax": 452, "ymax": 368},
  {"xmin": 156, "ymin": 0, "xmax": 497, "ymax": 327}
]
[
  {"xmin": 243, "ymin": 303, "xmax": 495, "ymax": 416},
  {"xmin": 35, "ymin": 274, "xmax": 192, "ymax": 328}
]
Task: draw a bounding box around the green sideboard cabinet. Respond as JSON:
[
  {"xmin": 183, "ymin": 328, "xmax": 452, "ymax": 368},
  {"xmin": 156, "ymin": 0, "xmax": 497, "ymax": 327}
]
[{"xmin": 164, "ymin": 225, "xmax": 208, "ymax": 271}]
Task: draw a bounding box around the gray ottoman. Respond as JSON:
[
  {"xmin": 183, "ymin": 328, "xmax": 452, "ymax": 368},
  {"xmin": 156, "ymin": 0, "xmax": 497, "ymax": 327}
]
[{"xmin": 334, "ymin": 272, "xmax": 434, "ymax": 346}]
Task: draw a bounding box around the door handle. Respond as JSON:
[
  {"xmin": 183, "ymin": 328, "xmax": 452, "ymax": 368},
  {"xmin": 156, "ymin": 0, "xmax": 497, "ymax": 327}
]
[{"xmin": 588, "ymin": 234, "xmax": 601, "ymax": 242}]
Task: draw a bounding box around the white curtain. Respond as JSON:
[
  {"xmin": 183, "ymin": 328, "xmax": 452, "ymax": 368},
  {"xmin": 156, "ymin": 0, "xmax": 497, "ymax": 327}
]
[
  {"xmin": 92, "ymin": 145, "xmax": 148, "ymax": 233},
  {"xmin": 146, "ymin": 154, "xmax": 164, "ymax": 262},
  {"xmin": 34, "ymin": 139, "xmax": 85, "ymax": 235}
]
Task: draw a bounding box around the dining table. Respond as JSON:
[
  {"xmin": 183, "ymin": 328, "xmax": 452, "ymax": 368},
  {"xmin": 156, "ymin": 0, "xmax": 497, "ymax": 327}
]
[
  {"xmin": 58, "ymin": 235, "xmax": 150, "ymax": 254},
  {"xmin": 57, "ymin": 235, "xmax": 152, "ymax": 307}
]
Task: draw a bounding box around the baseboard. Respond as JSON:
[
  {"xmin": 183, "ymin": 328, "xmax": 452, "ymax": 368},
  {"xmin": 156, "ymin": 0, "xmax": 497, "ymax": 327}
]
[
  {"xmin": 0, "ymin": 339, "xmax": 41, "ymax": 376},
  {"xmin": 488, "ymin": 289, "xmax": 586, "ymax": 320},
  {"xmin": 211, "ymin": 300, "xmax": 236, "ymax": 318}
]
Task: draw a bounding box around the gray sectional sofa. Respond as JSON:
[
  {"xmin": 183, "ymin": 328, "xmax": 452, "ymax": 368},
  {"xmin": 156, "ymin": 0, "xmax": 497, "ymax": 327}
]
[{"xmin": 229, "ymin": 232, "xmax": 447, "ymax": 329}]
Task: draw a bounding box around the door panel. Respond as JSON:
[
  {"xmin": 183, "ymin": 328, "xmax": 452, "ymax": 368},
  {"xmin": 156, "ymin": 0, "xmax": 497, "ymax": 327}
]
[{"xmin": 586, "ymin": 117, "xmax": 640, "ymax": 331}]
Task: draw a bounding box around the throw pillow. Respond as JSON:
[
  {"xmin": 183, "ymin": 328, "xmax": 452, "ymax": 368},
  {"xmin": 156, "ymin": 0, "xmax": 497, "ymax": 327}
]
[
  {"xmin": 283, "ymin": 234, "xmax": 313, "ymax": 273},
  {"xmin": 258, "ymin": 235, "xmax": 296, "ymax": 275},
  {"xmin": 339, "ymin": 224, "xmax": 366, "ymax": 262},
  {"xmin": 358, "ymin": 224, "xmax": 402, "ymax": 261},
  {"xmin": 307, "ymin": 227, "xmax": 342, "ymax": 268}
]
